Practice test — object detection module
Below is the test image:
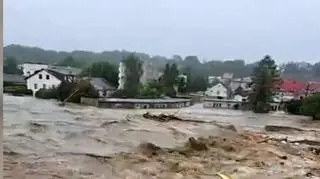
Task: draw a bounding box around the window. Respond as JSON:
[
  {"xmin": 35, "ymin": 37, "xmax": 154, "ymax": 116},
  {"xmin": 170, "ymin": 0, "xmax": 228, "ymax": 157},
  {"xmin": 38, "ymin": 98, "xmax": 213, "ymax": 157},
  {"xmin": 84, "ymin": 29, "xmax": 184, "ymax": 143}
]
[
  {"xmin": 34, "ymin": 83, "xmax": 38, "ymax": 89},
  {"xmin": 217, "ymin": 90, "xmax": 220, "ymax": 95},
  {"xmin": 43, "ymin": 84, "xmax": 46, "ymax": 89},
  {"xmin": 39, "ymin": 74, "xmax": 43, "ymax": 79},
  {"xmin": 52, "ymin": 85, "xmax": 55, "ymax": 88},
  {"xmin": 46, "ymin": 75, "xmax": 50, "ymax": 80}
]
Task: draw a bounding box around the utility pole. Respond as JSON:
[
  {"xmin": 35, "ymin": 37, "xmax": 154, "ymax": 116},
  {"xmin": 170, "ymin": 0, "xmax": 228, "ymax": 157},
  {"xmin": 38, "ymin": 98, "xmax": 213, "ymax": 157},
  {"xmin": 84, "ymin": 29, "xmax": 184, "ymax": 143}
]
[{"xmin": 305, "ymin": 82, "xmax": 310, "ymax": 98}]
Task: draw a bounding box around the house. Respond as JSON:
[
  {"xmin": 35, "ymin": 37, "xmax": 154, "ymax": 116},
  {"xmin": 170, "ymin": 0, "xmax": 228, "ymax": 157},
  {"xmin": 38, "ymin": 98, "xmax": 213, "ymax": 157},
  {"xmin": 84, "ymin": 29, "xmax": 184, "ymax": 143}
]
[
  {"xmin": 26, "ymin": 68, "xmax": 77, "ymax": 95},
  {"xmin": 88, "ymin": 77, "xmax": 117, "ymax": 97},
  {"xmin": 205, "ymin": 81, "xmax": 231, "ymax": 99},
  {"xmin": 4, "ymin": 74, "xmax": 26, "ymax": 87},
  {"xmin": 20, "ymin": 62, "xmax": 49, "ymax": 77},
  {"xmin": 232, "ymin": 85, "xmax": 248, "ymax": 102}
]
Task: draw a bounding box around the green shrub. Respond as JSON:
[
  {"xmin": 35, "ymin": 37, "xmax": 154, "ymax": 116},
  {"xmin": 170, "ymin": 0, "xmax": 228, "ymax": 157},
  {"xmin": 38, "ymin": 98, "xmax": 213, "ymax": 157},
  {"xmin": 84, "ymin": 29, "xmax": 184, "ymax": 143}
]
[
  {"xmin": 285, "ymin": 99, "xmax": 303, "ymax": 115},
  {"xmin": 300, "ymin": 94, "xmax": 320, "ymax": 120},
  {"xmin": 57, "ymin": 80, "xmax": 99, "ymax": 103},
  {"xmin": 4, "ymin": 86, "xmax": 32, "ymax": 95},
  {"xmin": 35, "ymin": 88, "xmax": 58, "ymax": 99},
  {"xmin": 252, "ymin": 101, "xmax": 270, "ymax": 113},
  {"xmin": 138, "ymin": 85, "xmax": 161, "ymax": 99}
]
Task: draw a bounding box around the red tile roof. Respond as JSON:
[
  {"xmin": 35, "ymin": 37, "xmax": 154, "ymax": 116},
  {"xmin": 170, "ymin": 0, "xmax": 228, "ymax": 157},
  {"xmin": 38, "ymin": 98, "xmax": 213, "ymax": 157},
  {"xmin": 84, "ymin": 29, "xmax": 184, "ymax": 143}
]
[{"xmin": 280, "ymin": 79, "xmax": 306, "ymax": 93}]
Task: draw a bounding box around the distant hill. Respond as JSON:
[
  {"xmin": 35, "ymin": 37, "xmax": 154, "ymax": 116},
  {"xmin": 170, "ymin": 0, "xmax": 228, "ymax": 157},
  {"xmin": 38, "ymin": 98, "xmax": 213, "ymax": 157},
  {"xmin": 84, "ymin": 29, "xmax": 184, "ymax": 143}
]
[{"xmin": 4, "ymin": 44, "xmax": 320, "ymax": 82}]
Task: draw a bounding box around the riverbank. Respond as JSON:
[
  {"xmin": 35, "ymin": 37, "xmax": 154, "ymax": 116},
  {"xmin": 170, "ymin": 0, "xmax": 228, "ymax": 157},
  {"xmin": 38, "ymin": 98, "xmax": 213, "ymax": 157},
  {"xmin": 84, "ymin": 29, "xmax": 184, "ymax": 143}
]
[{"xmin": 4, "ymin": 95, "xmax": 320, "ymax": 178}]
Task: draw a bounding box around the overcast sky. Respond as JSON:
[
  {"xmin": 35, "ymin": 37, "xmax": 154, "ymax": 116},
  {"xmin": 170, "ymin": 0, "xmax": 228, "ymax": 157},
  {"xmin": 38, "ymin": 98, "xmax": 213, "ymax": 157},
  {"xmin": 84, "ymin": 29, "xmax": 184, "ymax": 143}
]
[{"xmin": 4, "ymin": 0, "xmax": 320, "ymax": 63}]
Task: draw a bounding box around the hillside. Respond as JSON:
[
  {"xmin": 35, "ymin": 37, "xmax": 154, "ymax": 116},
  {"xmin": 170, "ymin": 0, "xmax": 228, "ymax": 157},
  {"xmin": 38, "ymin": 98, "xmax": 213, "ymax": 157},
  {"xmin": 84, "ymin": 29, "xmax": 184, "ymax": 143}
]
[{"xmin": 4, "ymin": 44, "xmax": 320, "ymax": 82}]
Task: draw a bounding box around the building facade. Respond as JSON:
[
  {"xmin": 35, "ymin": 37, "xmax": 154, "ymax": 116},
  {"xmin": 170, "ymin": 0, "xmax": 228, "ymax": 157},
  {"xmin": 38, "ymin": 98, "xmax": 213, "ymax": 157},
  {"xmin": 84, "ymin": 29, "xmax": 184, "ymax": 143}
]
[
  {"xmin": 81, "ymin": 97, "xmax": 192, "ymax": 109},
  {"xmin": 203, "ymin": 98, "xmax": 246, "ymax": 109},
  {"xmin": 205, "ymin": 82, "xmax": 230, "ymax": 99},
  {"xmin": 26, "ymin": 69, "xmax": 77, "ymax": 95}
]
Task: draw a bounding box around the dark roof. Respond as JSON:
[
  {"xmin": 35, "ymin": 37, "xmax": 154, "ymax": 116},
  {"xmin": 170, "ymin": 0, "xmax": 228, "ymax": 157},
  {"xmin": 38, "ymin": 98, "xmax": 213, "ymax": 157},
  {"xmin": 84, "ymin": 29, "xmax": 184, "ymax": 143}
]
[
  {"xmin": 46, "ymin": 69, "xmax": 68, "ymax": 81},
  {"xmin": 90, "ymin": 77, "xmax": 116, "ymax": 90},
  {"xmin": 23, "ymin": 62, "xmax": 48, "ymax": 65},
  {"xmin": 25, "ymin": 69, "xmax": 46, "ymax": 80},
  {"xmin": 25, "ymin": 68, "xmax": 75, "ymax": 81},
  {"xmin": 4, "ymin": 74, "xmax": 26, "ymax": 84},
  {"xmin": 234, "ymin": 85, "xmax": 248, "ymax": 97},
  {"xmin": 48, "ymin": 66, "xmax": 81, "ymax": 75}
]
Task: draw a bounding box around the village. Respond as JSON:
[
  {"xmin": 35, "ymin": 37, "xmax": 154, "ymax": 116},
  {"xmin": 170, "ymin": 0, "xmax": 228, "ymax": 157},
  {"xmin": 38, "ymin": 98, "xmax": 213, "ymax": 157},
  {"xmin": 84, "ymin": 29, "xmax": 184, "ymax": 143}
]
[{"xmin": 3, "ymin": 58, "xmax": 320, "ymax": 114}]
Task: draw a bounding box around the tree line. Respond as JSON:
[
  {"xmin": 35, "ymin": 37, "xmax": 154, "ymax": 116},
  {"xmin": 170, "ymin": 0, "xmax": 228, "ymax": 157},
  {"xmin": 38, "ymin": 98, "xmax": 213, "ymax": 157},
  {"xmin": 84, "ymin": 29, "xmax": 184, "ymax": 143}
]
[{"xmin": 5, "ymin": 44, "xmax": 320, "ymax": 82}]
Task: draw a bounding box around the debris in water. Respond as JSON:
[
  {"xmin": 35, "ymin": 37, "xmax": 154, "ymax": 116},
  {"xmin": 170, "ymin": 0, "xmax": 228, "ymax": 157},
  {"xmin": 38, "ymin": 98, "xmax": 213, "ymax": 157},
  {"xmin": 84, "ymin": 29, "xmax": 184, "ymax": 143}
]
[
  {"xmin": 187, "ymin": 137, "xmax": 208, "ymax": 151},
  {"xmin": 143, "ymin": 112, "xmax": 237, "ymax": 132},
  {"xmin": 137, "ymin": 142, "xmax": 162, "ymax": 156},
  {"xmin": 143, "ymin": 112, "xmax": 208, "ymax": 123},
  {"xmin": 217, "ymin": 173, "xmax": 233, "ymax": 179},
  {"xmin": 264, "ymin": 125, "xmax": 303, "ymax": 132},
  {"xmin": 28, "ymin": 121, "xmax": 47, "ymax": 133}
]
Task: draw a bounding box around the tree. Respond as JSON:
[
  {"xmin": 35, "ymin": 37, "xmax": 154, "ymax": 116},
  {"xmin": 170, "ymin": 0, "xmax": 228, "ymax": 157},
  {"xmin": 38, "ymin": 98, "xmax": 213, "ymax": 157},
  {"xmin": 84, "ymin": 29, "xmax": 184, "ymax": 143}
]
[
  {"xmin": 181, "ymin": 67, "xmax": 207, "ymax": 92},
  {"xmin": 122, "ymin": 54, "xmax": 143, "ymax": 97},
  {"xmin": 249, "ymin": 55, "xmax": 282, "ymax": 113},
  {"xmin": 139, "ymin": 82, "xmax": 162, "ymax": 99},
  {"xmin": 4, "ymin": 56, "xmax": 22, "ymax": 74},
  {"xmin": 187, "ymin": 76, "xmax": 207, "ymax": 92},
  {"xmin": 56, "ymin": 56, "xmax": 82, "ymax": 68},
  {"xmin": 172, "ymin": 55, "xmax": 183, "ymax": 62},
  {"xmin": 161, "ymin": 63, "xmax": 179, "ymax": 97},
  {"xmin": 55, "ymin": 80, "xmax": 98, "ymax": 103},
  {"xmin": 300, "ymin": 94, "xmax": 320, "ymax": 120},
  {"xmin": 81, "ymin": 61, "xmax": 119, "ymax": 86},
  {"xmin": 177, "ymin": 76, "xmax": 187, "ymax": 93}
]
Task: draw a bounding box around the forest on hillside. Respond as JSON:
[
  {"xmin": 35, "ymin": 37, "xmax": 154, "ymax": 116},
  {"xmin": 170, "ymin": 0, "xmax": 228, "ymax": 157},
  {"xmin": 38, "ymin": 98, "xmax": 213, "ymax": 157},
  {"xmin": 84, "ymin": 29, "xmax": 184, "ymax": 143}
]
[{"xmin": 4, "ymin": 44, "xmax": 320, "ymax": 82}]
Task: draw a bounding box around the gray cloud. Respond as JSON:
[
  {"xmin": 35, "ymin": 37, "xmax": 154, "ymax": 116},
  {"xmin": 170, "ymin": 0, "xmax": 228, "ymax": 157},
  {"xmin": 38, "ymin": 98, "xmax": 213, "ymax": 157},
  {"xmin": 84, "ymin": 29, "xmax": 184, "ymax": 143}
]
[{"xmin": 4, "ymin": 0, "xmax": 320, "ymax": 63}]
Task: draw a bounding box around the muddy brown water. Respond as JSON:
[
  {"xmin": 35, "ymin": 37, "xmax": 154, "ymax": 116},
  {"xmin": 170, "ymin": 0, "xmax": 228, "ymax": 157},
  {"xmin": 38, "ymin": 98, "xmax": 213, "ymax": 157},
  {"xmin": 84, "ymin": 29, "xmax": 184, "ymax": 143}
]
[{"xmin": 4, "ymin": 95, "xmax": 315, "ymax": 178}]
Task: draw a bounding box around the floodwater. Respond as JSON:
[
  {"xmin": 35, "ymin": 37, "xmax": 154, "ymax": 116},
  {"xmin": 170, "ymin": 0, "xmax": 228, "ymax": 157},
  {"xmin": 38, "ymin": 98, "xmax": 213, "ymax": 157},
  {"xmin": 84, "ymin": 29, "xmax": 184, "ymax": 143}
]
[{"xmin": 3, "ymin": 95, "xmax": 315, "ymax": 179}]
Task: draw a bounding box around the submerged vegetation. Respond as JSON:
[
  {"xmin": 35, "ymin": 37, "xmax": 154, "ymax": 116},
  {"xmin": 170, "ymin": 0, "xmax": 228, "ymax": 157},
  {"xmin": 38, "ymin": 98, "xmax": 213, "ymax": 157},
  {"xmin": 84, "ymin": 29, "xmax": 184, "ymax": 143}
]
[
  {"xmin": 35, "ymin": 80, "xmax": 99, "ymax": 103},
  {"xmin": 285, "ymin": 93, "xmax": 320, "ymax": 120}
]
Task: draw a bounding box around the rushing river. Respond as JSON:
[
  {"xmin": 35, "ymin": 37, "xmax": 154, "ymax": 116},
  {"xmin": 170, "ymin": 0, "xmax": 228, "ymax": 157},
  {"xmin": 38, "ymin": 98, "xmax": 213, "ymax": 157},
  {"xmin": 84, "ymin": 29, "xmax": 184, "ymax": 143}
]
[{"xmin": 4, "ymin": 95, "xmax": 310, "ymax": 179}]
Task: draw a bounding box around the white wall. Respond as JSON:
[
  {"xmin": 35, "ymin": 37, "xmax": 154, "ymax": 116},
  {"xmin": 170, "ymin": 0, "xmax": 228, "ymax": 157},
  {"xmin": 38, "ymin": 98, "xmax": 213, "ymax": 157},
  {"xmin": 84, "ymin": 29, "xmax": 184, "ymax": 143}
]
[
  {"xmin": 118, "ymin": 62, "xmax": 125, "ymax": 90},
  {"xmin": 205, "ymin": 83, "xmax": 228, "ymax": 98},
  {"xmin": 22, "ymin": 63, "xmax": 49, "ymax": 77},
  {"xmin": 27, "ymin": 70, "xmax": 61, "ymax": 95},
  {"xmin": 233, "ymin": 94, "xmax": 246, "ymax": 102}
]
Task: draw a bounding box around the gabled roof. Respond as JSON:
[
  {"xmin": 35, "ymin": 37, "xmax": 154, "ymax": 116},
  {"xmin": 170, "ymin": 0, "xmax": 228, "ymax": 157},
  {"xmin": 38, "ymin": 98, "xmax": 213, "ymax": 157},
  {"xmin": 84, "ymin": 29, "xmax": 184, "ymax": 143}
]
[
  {"xmin": 25, "ymin": 68, "xmax": 75, "ymax": 81},
  {"xmin": 280, "ymin": 79, "xmax": 306, "ymax": 93},
  {"xmin": 208, "ymin": 79, "xmax": 231, "ymax": 91},
  {"xmin": 25, "ymin": 69, "xmax": 46, "ymax": 80}
]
